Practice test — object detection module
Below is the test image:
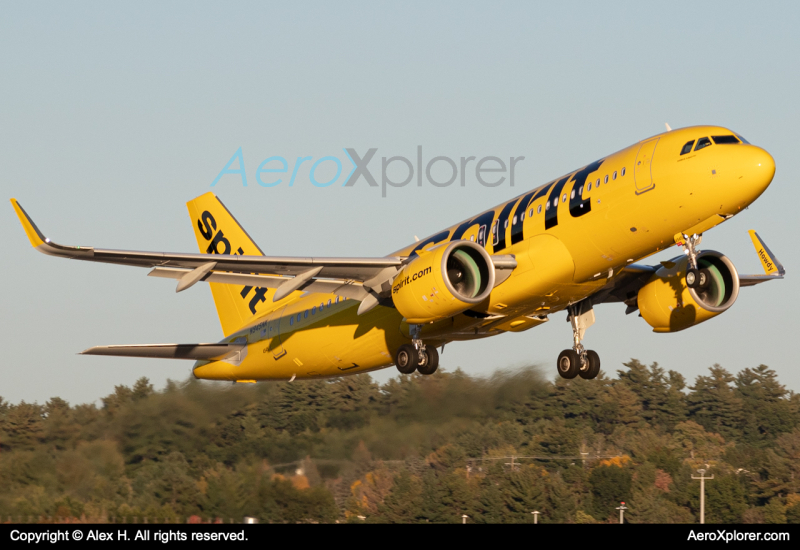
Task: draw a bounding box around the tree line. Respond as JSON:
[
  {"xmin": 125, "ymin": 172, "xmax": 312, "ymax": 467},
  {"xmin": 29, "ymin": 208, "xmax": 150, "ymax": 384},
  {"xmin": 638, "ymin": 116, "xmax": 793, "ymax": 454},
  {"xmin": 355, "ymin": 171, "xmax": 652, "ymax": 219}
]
[{"xmin": 1, "ymin": 360, "xmax": 799, "ymax": 523}]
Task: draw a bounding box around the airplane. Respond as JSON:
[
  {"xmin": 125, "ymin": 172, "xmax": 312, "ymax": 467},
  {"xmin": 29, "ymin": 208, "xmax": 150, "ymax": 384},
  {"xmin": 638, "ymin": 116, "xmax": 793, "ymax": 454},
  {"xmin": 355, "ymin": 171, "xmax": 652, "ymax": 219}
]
[{"xmin": 10, "ymin": 125, "xmax": 785, "ymax": 383}]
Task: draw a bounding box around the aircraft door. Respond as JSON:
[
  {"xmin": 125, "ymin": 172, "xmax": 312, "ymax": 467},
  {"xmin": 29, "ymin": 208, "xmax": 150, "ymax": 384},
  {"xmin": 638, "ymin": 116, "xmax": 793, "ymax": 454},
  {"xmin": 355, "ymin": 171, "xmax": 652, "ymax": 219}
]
[
  {"xmin": 634, "ymin": 138, "xmax": 659, "ymax": 194},
  {"xmin": 267, "ymin": 306, "xmax": 287, "ymax": 359}
]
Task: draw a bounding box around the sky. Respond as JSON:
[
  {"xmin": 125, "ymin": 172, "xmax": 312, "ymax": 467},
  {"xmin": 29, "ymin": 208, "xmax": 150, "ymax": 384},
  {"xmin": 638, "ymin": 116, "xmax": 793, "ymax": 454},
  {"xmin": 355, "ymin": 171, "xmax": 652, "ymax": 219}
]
[{"xmin": 1, "ymin": 1, "xmax": 799, "ymax": 406}]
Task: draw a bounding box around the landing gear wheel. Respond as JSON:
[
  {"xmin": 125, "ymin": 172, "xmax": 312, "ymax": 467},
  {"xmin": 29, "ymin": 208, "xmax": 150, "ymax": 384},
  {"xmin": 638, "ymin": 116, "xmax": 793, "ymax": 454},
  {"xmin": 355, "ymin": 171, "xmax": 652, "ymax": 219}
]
[
  {"xmin": 697, "ymin": 268, "xmax": 711, "ymax": 289},
  {"xmin": 417, "ymin": 346, "xmax": 439, "ymax": 375},
  {"xmin": 579, "ymin": 350, "xmax": 601, "ymax": 379},
  {"xmin": 686, "ymin": 268, "xmax": 699, "ymax": 288},
  {"xmin": 395, "ymin": 344, "xmax": 418, "ymax": 374},
  {"xmin": 557, "ymin": 349, "xmax": 580, "ymax": 379}
]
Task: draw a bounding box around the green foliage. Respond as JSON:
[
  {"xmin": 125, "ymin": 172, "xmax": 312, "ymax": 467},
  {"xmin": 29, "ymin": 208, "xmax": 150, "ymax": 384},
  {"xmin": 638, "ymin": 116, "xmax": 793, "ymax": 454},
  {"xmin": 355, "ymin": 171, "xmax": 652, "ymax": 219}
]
[
  {"xmin": 0, "ymin": 361, "xmax": 798, "ymax": 523},
  {"xmin": 589, "ymin": 463, "xmax": 632, "ymax": 519}
]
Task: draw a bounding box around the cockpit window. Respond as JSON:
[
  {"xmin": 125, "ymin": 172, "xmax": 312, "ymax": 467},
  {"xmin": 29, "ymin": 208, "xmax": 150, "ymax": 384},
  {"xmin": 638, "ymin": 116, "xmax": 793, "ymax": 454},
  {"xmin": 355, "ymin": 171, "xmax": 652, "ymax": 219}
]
[
  {"xmin": 680, "ymin": 140, "xmax": 695, "ymax": 155},
  {"xmin": 712, "ymin": 135, "xmax": 740, "ymax": 144},
  {"xmin": 735, "ymin": 134, "xmax": 750, "ymax": 144},
  {"xmin": 694, "ymin": 137, "xmax": 712, "ymax": 152}
]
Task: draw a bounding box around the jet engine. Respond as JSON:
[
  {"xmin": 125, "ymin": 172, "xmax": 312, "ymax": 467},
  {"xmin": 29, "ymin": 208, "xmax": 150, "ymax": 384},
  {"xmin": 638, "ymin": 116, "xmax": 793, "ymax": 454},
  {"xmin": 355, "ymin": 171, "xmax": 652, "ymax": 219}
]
[
  {"xmin": 392, "ymin": 240, "xmax": 495, "ymax": 324},
  {"xmin": 637, "ymin": 251, "xmax": 740, "ymax": 333}
]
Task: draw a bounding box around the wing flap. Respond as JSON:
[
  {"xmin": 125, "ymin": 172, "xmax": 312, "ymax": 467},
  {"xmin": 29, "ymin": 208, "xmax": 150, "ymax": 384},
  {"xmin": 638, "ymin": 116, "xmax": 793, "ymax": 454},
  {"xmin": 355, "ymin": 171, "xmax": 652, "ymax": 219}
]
[{"xmin": 147, "ymin": 267, "xmax": 370, "ymax": 300}]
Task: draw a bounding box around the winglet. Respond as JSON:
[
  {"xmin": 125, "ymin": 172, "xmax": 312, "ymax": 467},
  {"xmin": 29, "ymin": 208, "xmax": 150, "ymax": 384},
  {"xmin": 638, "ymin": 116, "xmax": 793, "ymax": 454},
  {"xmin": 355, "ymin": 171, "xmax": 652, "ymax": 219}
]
[
  {"xmin": 748, "ymin": 230, "xmax": 785, "ymax": 276},
  {"xmin": 10, "ymin": 199, "xmax": 47, "ymax": 248}
]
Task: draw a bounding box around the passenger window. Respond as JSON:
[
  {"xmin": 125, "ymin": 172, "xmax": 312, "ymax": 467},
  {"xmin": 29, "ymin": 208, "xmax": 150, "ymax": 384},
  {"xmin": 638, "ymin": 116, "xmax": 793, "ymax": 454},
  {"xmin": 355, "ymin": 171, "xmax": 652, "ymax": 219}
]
[
  {"xmin": 613, "ymin": 171, "xmax": 617, "ymax": 180},
  {"xmin": 491, "ymin": 220, "xmax": 499, "ymax": 245},
  {"xmin": 320, "ymin": 302, "xmax": 324, "ymax": 310},
  {"xmin": 545, "ymin": 201, "xmax": 550, "ymax": 211},
  {"xmin": 335, "ymin": 296, "xmax": 340, "ymax": 304},
  {"xmin": 529, "ymin": 208, "xmax": 533, "ymax": 217},
  {"xmin": 537, "ymin": 204, "xmax": 542, "ymax": 214},
  {"xmin": 570, "ymin": 189, "xmax": 575, "ymax": 199},
  {"xmin": 312, "ymin": 306, "xmax": 316, "ymax": 315},
  {"xmin": 504, "ymin": 219, "xmax": 509, "ymax": 229},
  {"xmin": 304, "ymin": 310, "xmax": 308, "ymax": 319},
  {"xmin": 680, "ymin": 140, "xmax": 695, "ymax": 155},
  {"xmin": 562, "ymin": 194, "xmax": 567, "ymax": 203},
  {"xmin": 712, "ymin": 135, "xmax": 740, "ymax": 144},
  {"xmin": 588, "ymin": 182, "xmax": 592, "ymax": 191},
  {"xmin": 694, "ymin": 137, "xmax": 712, "ymax": 151},
  {"xmin": 622, "ymin": 167, "xmax": 626, "ymax": 176},
  {"xmin": 512, "ymin": 215, "xmax": 517, "ymax": 225},
  {"xmin": 595, "ymin": 178, "xmax": 600, "ymax": 186},
  {"xmin": 604, "ymin": 175, "xmax": 609, "ymax": 184},
  {"xmin": 296, "ymin": 313, "xmax": 301, "ymax": 322},
  {"xmin": 289, "ymin": 316, "xmax": 294, "ymax": 326}
]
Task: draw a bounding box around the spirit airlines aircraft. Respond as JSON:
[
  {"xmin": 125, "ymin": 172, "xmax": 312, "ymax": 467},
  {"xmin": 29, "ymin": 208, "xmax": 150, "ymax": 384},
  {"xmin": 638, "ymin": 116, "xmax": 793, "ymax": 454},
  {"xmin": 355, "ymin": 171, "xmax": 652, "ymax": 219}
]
[{"xmin": 11, "ymin": 126, "xmax": 785, "ymax": 382}]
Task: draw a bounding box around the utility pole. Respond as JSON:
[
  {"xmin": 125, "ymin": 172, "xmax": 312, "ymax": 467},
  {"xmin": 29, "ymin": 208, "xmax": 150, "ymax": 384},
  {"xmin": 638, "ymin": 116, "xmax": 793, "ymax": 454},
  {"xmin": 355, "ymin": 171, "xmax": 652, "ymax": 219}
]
[
  {"xmin": 531, "ymin": 511, "xmax": 540, "ymax": 524},
  {"xmin": 692, "ymin": 468, "xmax": 714, "ymax": 524},
  {"xmin": 615, "ymin": 502, "xmax": 627, "ymax": 524}
]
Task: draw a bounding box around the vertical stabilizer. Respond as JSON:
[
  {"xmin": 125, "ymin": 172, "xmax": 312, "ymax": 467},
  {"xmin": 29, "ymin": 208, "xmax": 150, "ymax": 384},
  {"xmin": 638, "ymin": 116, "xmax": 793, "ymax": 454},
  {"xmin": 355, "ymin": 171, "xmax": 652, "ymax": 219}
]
[{"xmin": 186, "ymin": 192, "xmax": 275, "ymax": 336}]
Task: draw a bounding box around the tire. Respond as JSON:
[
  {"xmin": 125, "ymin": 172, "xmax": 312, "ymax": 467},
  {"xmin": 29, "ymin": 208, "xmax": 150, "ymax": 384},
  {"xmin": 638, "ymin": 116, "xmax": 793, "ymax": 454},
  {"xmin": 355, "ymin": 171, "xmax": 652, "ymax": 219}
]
[
  {"xmin": 417, "ymin": 347, "xmax": 440, "ymax": 375},
  {"xmin": 557, "ymin": 349, "xmax": 580, "ymax": 379},
  {"xmin": 395, "ymin": 344, "xmax": 419, "ymax": 374},
  {"xmin": 579, "ymin": 350, "xmax": 601, "ymax": 380},
  {"xmin": 686, "ymin": 268, "xmax": 699, "ymax": 288},
  {"xmin": 697, "ymin": 268, "xmax": 711, "ymax": 289}
]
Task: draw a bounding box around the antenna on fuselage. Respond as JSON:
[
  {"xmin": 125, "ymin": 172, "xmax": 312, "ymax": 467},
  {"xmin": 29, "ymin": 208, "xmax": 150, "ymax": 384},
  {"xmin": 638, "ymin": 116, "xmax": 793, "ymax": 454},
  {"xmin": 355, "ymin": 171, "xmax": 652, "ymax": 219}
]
[{"xmin": 665, "ymin": 123, "xmax": 672, "ymax": 132}]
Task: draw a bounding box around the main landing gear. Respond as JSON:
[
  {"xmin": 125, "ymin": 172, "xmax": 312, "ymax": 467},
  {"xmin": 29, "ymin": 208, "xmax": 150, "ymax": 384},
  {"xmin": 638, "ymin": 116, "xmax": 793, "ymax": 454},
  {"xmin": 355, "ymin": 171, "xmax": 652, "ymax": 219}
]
[
  {"xmin": 395, "ymin": 324, "xmax": 439, "ymax": 375},
  {"xmin": 557, "ymin": 301, "xmax": 600, "ymax": 380}
]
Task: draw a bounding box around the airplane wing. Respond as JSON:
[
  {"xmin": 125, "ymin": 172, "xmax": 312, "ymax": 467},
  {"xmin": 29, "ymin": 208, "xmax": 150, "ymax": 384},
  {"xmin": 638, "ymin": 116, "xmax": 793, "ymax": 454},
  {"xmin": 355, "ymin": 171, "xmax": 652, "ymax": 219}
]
[
  {"xmin": 11, "ymin": 199, "xmax": 516, "ymax": 311},
  {"xmin": 592, "ymin": 229, "xmax": 785, "ymax": 312},
  {"xmin": 11, "ymin": 198, "xmax": 402, "ymax": 279}
]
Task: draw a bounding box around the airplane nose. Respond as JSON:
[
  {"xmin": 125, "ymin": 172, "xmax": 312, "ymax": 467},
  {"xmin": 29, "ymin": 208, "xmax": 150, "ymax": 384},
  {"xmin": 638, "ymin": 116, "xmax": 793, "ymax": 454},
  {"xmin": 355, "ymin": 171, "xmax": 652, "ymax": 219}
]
[{"xmin": 749, "ymin": 146, "xmax": 776, "ymax": 191}]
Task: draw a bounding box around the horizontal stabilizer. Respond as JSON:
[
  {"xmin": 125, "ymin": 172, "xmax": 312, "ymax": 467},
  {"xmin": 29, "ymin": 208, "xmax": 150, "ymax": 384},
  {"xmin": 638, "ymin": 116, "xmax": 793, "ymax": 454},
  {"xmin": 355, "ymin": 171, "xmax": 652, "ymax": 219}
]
[{"xmin": 80, "ymin": 343, "xmax": 245, "ymax": 361}]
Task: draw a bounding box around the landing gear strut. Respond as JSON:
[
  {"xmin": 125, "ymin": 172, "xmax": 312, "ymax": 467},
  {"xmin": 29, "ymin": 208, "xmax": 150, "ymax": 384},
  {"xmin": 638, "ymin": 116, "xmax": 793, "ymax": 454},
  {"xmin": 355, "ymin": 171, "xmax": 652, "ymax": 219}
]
[
  {"xmin": 557, "ymin": 302, "xmax": 600, "ymax": 380},
  {"xmin": 681, "ymin": 233, "xmax": 704, "ymax": 289},
  {"xmin": 395, "ymin": 324, "xmax": 439, "ymax": 375}
]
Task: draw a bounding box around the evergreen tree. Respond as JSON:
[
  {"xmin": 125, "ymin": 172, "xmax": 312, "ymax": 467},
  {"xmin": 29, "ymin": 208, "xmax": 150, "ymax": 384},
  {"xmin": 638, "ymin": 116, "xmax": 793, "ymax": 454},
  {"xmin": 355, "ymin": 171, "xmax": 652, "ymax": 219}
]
[
  {"xmin": 618, "ymin": 360, "xmax": 687, "ymax": 429},
  {"xmin": 735, "ymin": 365, "xmax": 796, "ymax": 445},
  {"xmin": 687, "ymin": 365, "xmax": 743, "ymax": 440}
]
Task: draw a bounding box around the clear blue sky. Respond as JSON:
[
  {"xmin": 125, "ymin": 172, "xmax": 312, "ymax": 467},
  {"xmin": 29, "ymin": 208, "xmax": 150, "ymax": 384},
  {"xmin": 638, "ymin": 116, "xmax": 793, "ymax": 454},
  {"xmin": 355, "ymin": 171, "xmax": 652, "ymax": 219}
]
[{"xmin": 2, "ymin": 1, "xmax": 798, "ymax": 405}]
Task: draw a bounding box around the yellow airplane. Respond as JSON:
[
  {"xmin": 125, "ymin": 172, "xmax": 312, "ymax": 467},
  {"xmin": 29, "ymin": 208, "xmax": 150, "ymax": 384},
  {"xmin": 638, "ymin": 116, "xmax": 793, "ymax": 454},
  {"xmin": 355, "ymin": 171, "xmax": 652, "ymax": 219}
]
[{"xmin": 11, "ymin": 125, "xmax": 784, "ymax": 382}]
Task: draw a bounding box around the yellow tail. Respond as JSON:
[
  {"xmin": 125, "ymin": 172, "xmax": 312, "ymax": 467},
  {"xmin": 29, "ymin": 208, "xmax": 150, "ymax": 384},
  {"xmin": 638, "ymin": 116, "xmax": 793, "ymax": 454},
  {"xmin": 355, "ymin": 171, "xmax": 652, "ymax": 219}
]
[{"xmin": 186, "ymin": 192, "xmax": 276, "ymax": 336}]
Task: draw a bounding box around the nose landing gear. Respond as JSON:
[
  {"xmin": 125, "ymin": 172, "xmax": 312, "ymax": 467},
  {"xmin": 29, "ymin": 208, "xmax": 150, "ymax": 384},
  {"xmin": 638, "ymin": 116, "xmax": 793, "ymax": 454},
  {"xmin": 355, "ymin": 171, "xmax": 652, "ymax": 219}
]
[
  {"xmin": 681, "ymin": 233, "xmax": 704, "ymax": 289},
  {"xmin": 395, "ymin": 324, "xmax": 440, "ymax": 375},
  {"xmin": 557, "ymin": 302, "xmax": 601, "ymax": 380}
]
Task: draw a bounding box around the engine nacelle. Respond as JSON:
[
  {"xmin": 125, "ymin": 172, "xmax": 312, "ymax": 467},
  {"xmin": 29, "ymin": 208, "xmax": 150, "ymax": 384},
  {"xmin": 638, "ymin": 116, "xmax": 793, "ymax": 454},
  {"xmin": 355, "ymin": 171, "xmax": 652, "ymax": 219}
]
[
  {"xmin": 392, "ymin": 240, "xmax": 495, "ymax": 324},
  {"xmin": 638, "ymin": 250, "xmax": 740, "ymax": 333}
]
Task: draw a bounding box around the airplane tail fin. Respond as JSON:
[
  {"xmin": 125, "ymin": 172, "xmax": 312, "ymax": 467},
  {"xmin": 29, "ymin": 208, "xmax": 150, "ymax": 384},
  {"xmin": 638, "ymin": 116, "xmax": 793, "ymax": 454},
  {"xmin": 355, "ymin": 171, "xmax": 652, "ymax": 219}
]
[{"xmin": 186, "ymin": 192, "xmax": 275, "ymax": 336}]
